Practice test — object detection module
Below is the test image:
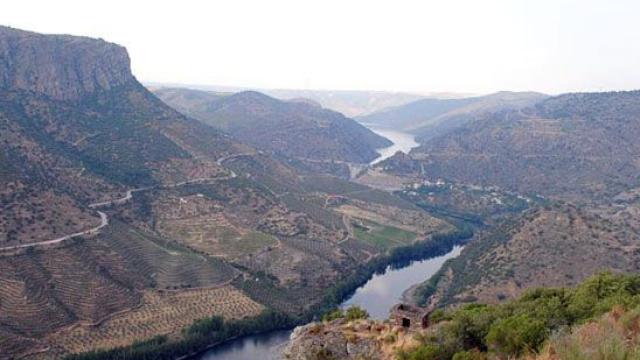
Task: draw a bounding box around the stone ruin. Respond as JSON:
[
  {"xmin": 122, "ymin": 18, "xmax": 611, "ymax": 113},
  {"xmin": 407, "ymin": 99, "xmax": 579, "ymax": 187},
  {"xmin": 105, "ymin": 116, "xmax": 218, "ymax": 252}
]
[{"xmin": 390, "ymin": 303, "xmax": 432, "ymax": 330}]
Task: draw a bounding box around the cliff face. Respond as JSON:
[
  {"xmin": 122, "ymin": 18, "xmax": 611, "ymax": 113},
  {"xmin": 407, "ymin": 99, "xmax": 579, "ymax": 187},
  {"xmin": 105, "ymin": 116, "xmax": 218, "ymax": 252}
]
[{"xmin": 0, "ymin": 26, "xmax": 133, "ymax": 100}]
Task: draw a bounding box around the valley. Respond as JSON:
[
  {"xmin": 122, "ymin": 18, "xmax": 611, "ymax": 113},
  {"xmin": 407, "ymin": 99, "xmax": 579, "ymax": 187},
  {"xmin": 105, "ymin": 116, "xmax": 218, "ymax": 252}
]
[
  {"xmin": 0, "ymin": 26, "xmax": 472, "ymax": 360},
  {"xmin": 1, "ymin": 5, "xmax": 639, "ymax": 359},
  {"xmin": 198, "ymin": 244, "xmax": 465, "ymax": 360}
]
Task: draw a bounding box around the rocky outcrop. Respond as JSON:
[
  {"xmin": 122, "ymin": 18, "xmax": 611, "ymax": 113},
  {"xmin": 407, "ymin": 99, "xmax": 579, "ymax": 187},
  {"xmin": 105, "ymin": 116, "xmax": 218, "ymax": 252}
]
[
  {"xmin": 283, "ymin": 321, "xmax": 384, "ymax": 360},
  {"xmin": 0, "ymin": 26, "xmax": 133, "ymax": 100}
]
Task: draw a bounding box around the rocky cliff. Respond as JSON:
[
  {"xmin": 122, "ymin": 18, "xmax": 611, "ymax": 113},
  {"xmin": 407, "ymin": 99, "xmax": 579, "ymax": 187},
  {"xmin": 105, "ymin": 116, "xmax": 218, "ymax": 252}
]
[{"xmin": 0, "ymin": 26, "xmax": 133, "ymax": 100}]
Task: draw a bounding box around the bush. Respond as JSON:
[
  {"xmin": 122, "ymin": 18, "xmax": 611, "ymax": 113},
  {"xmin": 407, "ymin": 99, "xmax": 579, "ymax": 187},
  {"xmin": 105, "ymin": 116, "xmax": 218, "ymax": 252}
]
[
  {"xmin": 322, "ymin": 308, "xmax": 344, "ymax": 322},
  {"xmin": 401, "ymin": 272, "xmax": 640, "ymax": 360},
  {"xmin": 452, "ymin": 349, "xmax": 487, "ymax": 360},
  {"xmin": 486, "ymin": 314, "xmax": 547, "ymax": 356},
  {"xmin": 345, "ymin": 306, "xmax": 369, "ymax": 321}
]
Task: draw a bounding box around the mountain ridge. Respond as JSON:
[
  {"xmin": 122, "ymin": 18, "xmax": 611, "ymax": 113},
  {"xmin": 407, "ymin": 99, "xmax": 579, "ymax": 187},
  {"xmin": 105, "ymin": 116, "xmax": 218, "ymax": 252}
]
[
  {"xmin": 154, "ymin": 87, "xmax": 392, "ymax": 166},
  {"xmin": 358, "ymin": 91, "xmax": 548, "ymax": 141}
]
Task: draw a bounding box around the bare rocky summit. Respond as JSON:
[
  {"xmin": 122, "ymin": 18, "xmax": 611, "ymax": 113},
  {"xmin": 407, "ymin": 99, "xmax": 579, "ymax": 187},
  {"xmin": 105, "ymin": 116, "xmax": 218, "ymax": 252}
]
[{"xmin": 0, "ymin": 26, "xmax": 133, "ymax": 100}]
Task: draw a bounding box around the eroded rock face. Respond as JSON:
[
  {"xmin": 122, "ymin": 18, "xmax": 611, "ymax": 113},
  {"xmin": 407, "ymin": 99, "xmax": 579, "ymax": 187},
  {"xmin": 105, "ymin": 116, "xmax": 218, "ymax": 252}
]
[
  {"xmin": 0, "ymin": 26, "xmax": 133, "ymax": 100},
  {"xmin": 283, "ymin": 322, "xmax": 383, "ymax": 360}
]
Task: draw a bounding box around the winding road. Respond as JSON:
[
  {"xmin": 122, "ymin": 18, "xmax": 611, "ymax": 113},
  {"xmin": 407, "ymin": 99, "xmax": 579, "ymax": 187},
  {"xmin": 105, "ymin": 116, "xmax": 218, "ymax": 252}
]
[
  {"xmin": 0, "ymin": 211, "xmax": 109, "ymax": 251},
  {"xmin": 0, "ymin": 153, "xmax": 253, "ymax": 252}
]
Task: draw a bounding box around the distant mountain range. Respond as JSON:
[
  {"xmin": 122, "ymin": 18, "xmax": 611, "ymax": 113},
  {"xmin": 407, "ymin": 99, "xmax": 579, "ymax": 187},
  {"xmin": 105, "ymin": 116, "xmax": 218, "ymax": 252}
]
[
  {"xmin": 153, "ymin": 87, "xmax": 392, "ymax": 170},
  {"xmin": 358, "ymin": 91, "xmax": 548, "ymax": 141},
  {"xmin": 147, "ymin": 82, "xmax": 474, "ymax": 117}
]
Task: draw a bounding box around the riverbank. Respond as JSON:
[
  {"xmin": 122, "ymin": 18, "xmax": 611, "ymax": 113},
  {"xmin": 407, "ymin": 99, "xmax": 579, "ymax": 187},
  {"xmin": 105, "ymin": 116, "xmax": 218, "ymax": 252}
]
[
  {"xmin": 198, "ymin": 227, "xmax": 473, "ymax": 359},
  {"xmin": 66, "ymin": 225, "xmax": 472, "ymax": 360}
]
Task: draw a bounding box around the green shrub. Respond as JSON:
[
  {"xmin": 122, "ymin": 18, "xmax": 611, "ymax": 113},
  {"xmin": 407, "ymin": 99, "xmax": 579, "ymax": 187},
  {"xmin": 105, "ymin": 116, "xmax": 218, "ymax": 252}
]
[
  {"xmin": 345, "ymin": 306, "xmax": 369, "ymax": 321},
  {"xmin": 486, "ymin": 314, "xmax": 546, "ymax": 357},
  {"xmin": 322, "ymin": 308, "xmax": 344, "ymax": 322},
  {"xmin": 402, "ymin": 272, "xmax": 640, "ymax": 360},
  {"xmin": 452, "ymin": 349, "xmax": 487, "ymax": 360}
]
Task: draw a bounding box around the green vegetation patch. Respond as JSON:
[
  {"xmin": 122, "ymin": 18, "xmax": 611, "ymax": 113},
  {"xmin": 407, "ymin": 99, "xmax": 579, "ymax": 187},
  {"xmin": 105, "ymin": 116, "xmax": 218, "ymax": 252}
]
[
  {"xmin": 353, "ymin": 220, "xmax": 417, "ymax": 250},
  {"xmin": 399, "ymin": 272, "xmax": 640, "ymax": 360},
  {"xmin": 233, "ymin": 231, "xmax": 278, "ymax": 254},
  {"xmin": 322, "ymin": 305, "xmax": 370, "ymax": 322}
]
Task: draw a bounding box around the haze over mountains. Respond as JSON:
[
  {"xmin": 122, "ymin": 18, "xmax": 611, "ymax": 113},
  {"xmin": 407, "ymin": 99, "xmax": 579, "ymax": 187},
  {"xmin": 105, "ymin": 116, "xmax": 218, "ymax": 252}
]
[
  {"xmin": 393, "ymin": 91, "xmax": 640, "ymax": 199},
  {"xmin": 148, "ymin": 82, "xmax": 434, "ymax": 117},
  {"xmin": 358, "ymin": 91, "xmax": 549, "ymax": 141}
]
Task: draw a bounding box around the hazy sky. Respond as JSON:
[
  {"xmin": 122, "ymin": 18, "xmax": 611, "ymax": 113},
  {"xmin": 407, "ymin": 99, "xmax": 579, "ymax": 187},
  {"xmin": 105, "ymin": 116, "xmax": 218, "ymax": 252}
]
[{"xmin": 2, "ymin": 0, "xmax": 639, "ymax": 94}]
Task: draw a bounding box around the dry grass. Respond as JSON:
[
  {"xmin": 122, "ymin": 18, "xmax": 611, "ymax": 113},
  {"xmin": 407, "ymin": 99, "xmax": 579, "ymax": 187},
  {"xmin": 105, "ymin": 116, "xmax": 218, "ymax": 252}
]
[{"xmin": 531, "ymin": 306, "xmax": 640, "ymax": 360}]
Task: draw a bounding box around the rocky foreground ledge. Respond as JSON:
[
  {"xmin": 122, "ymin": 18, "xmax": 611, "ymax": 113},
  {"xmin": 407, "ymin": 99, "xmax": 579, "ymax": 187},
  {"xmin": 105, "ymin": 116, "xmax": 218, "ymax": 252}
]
[{"xmin": 283, "ymin": 318, "xmax": 417, "ymax": 360}]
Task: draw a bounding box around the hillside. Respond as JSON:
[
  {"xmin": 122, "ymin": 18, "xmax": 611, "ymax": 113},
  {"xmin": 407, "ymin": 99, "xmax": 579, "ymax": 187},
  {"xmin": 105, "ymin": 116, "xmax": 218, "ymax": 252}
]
[
  {"xmin": 286, "ymin": 273, "xmax": 640, "ymax": 360},
  {"xmin": 404, "ymin": 91, "xmax": 640, "ymax": 200},
  {"xmin": 358, "ymin": 91, "xmax": 547, "ymax": 141},
  {"xmin": 364, "ymin": 88, "xmax": 640, "ymax": 345},
  {"xmin": 0, "ymin": 26, "xmax": 456, "ymax": 359},
  {"xmin": 0, "ymin": 26, "xmax": 132, "ymax": 100},
  {"xmin": 154, "ymin": 87, "xmax": 392, "ymax": 166},
  {"xmin": 414, "ymin": 197, "xmax": 640, "ymax": 307}
]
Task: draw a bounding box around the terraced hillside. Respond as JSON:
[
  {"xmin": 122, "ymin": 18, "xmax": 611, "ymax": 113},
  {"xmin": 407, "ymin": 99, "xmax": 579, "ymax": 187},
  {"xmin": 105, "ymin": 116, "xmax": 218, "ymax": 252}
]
[{"xmin": 0, "ymin": 26, "xmax": 459, "ymax": 359}]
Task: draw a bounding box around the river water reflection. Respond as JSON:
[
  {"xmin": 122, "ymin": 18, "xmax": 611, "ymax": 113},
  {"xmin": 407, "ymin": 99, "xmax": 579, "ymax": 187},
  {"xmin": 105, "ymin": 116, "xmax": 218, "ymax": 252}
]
[
  {"xmin": 367, "ymin": 126, "xmax": 420, "ymax": 165},
  {"xmin": 200, "ymin": 245, "xmax": 464, "ymax": 359},
  {"xmin": 200, "ymin": 127, "xmax": 454, "ymax": 359}
]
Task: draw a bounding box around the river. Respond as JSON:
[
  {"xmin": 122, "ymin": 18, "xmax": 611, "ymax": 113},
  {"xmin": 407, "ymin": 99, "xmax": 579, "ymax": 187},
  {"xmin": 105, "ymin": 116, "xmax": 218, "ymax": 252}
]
[
  {"xmin": 199, "ymin": 245, "xmax": 464, "ymax": 359},
  {"xmin": 367, "ymin": 126, "xmax": 419, "ymax": 165},
  {"xmin": 199, "ymin": 128, "xmax": 444, "ymax": 359}
]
